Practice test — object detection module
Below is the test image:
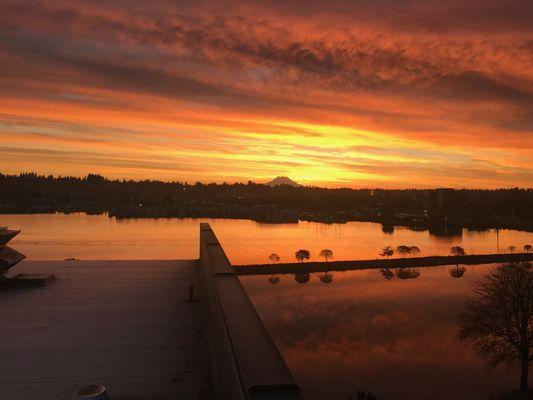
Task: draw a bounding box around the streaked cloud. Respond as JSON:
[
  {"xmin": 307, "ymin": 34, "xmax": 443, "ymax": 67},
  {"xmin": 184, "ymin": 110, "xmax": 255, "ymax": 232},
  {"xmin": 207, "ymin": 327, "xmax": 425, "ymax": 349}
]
[{"xmin": 0, "ymin": 0, "xmax": 531, "ymax": 187}]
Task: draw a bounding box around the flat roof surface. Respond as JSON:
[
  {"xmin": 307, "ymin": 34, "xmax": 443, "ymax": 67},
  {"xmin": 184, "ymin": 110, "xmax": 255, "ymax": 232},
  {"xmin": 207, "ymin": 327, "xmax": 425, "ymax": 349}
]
[{"xmin": 0, "ymin": 260, "xmax": 209, "ymax": 400}]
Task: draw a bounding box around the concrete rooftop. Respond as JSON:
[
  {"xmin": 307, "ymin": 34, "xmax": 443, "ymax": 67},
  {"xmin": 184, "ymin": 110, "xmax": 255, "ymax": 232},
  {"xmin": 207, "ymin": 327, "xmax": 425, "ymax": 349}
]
[{"xmin": 0, "ymin": 260, "xmax": 209, "ymax": 400}]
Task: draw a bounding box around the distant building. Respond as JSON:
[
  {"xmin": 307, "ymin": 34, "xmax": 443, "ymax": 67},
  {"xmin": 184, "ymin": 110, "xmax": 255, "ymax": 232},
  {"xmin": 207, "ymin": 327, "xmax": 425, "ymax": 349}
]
[
  {"xmin": 433, "ymin": 188, "xmax": 456, "ymax": 208},
  {"xmin": 430, "ymin": 188, "xmax": 458, "ymax": 224}
]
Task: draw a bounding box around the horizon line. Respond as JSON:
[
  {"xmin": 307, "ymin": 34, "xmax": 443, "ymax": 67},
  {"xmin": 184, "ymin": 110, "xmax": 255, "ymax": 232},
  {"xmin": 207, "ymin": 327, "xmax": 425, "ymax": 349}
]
[{"xmin": 2, "ymin": 171, "xmax": 533, "ymax": 191}]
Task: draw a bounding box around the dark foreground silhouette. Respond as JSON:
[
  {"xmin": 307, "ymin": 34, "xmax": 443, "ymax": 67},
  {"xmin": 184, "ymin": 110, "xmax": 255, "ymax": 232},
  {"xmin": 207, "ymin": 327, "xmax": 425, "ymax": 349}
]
[{"xmin": 459, "ymin": 262, "xmax": 533, "ymax": 392}]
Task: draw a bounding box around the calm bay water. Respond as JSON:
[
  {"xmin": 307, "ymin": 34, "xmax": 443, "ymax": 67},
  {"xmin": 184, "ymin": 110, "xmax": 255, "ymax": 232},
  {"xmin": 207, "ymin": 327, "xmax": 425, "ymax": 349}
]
[
  {"xmin": 240, "ymin": 265, "xmax": 527, "ymax": 400},
  {"xmin": 3, "ymin": 213, "xmax": 533, "ymax": 399},
  {"xmin": 2, "ymin": 213, "xmax": 532, "ymax": 263}
]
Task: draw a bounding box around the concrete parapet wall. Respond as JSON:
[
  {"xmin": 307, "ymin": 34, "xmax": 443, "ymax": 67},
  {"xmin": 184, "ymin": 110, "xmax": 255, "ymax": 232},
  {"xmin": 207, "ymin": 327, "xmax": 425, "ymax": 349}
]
[{"xmin": 199, "ymin": 223, "xmax": 302, "ymax": 400}]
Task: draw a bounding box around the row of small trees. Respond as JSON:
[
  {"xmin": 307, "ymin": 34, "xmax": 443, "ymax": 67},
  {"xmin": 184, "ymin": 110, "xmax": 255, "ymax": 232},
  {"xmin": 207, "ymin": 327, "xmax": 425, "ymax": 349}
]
[
  {"xmin": 269, "ymin": 249, "xmax": 334, "ymax": 264},
  {"xmin": 379, "ymin": 245, "xmax": 421, "ymax": 259},
  {"xmin": 379, "ymin": 244, "xmax": 532, "ymax": 259},
  {"xmin": 379, "ymin": 244, "xmax": 465, "ymax": 259},
  {"xmin": 268, "ymin": 243, "xmax": 532, "ymax": 264},
  {"xmin": 508, "ymin": 244, "xmax": 532, "ymax": 253}
]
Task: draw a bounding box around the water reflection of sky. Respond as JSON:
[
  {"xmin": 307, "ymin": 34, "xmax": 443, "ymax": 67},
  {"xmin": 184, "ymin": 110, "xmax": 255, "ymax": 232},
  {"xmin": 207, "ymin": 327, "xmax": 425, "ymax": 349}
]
[
  {"xmin": 3, "ymin": 214, "xmax": 532, "ymax": 263},
  {"xmin": 241, "ymin": 265, "xmax": 529, "ymax": 400},
  {"xmin": 3, "ymin": 214, "xmax": 532, "ymax": 397}
]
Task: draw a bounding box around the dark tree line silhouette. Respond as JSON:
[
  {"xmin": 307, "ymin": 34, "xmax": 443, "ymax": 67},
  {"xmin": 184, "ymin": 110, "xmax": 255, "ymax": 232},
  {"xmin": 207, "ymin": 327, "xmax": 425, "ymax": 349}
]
[{"xmin": 1, "ymin": 173, "xmax": 532, "ymax": 231}]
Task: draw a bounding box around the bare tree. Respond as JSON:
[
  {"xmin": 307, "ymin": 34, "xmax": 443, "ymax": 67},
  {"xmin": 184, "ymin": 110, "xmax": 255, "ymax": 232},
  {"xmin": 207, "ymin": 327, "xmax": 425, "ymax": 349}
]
[
  {"xmin": 319, "ymin": 249, "xmax": 333, "ymax": 262},
  {"xmin": 507, "ymin": 245, "xmax": 516, "ymax": 254},
  {"xmin": 525, "ymin": 245, "xmax": 532, "ymax": 254},
  {"xmin": 379, "ymin": 246, "xmax": 394, "ymax": 259},
  {"xmin": 396, "ymin": 245, "xmax": 412, "ymax": 258},
  {"xmin": 269, "ymin": 253, "xmax": 280, "ymax": 264},
  {"xmin": 458, "ymin": 262, "xmax": 533, "ymax": 391},
  {"xmin": 295, "ymin": 249, "xmax": 311, "ymax": 263}
]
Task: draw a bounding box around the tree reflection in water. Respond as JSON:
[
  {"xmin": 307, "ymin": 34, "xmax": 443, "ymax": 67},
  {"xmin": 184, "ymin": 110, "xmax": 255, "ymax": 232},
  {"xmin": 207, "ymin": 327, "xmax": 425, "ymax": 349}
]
[
  {"xmin": 319, "ymin": 272, "xmax": 333, "ymax": 284},
  {"xmin": 379, "ymin": 268, "xmax": 394, "ymax": 280},
  {"xmin": 450, "ymin": 266, "xmax": 466, "ymax": 278},
  {"xmin": 396, "ymin": 267, "xmax": 420, "ymax": 279},
  {"xmin": 244, "ymin": 262, "xmax": 533, "ymax": 399},
  {"xmin": 268, "ymin": 276, "xmax": 280, "ymax": 284},
  {"xmin": 295, "ymin": 272, "xmax": 311, "ymax": 284}
]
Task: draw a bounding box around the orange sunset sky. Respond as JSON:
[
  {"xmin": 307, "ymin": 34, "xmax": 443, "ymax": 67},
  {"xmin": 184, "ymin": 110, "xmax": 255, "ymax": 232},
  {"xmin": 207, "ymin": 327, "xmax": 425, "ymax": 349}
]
[{"xmin": 1, "ymin": 0, "xmax": 532, "ymax": 188}]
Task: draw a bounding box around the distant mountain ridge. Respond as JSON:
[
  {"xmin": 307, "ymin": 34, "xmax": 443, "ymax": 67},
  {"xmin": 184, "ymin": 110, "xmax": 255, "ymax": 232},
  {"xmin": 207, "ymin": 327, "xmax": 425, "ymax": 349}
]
[{"xmin": 265, "ymin": 176, "xmax": 301, "ymax": 187}]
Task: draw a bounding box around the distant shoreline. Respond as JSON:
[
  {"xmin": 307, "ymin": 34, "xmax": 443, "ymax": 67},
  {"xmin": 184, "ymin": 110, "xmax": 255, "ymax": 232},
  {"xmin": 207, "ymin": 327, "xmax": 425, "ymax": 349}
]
[
  {"xmin": 1, "ymin": 210, "xmax": 533, "ymax": 234},
  {"xmin": 2, "ymin": 173, "xmax": 532, "ymax": 233}
]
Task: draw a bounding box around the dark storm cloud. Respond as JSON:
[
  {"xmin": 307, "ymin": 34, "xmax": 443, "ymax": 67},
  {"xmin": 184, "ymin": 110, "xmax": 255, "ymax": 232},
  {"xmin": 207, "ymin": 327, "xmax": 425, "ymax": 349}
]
[
  {"xmin": 1, "ymin": 2, "xmax": 531, "ymax": 109},
  {"xmin": 429, "ymin": 71, "xmax": 533, "ymax": 104}
]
